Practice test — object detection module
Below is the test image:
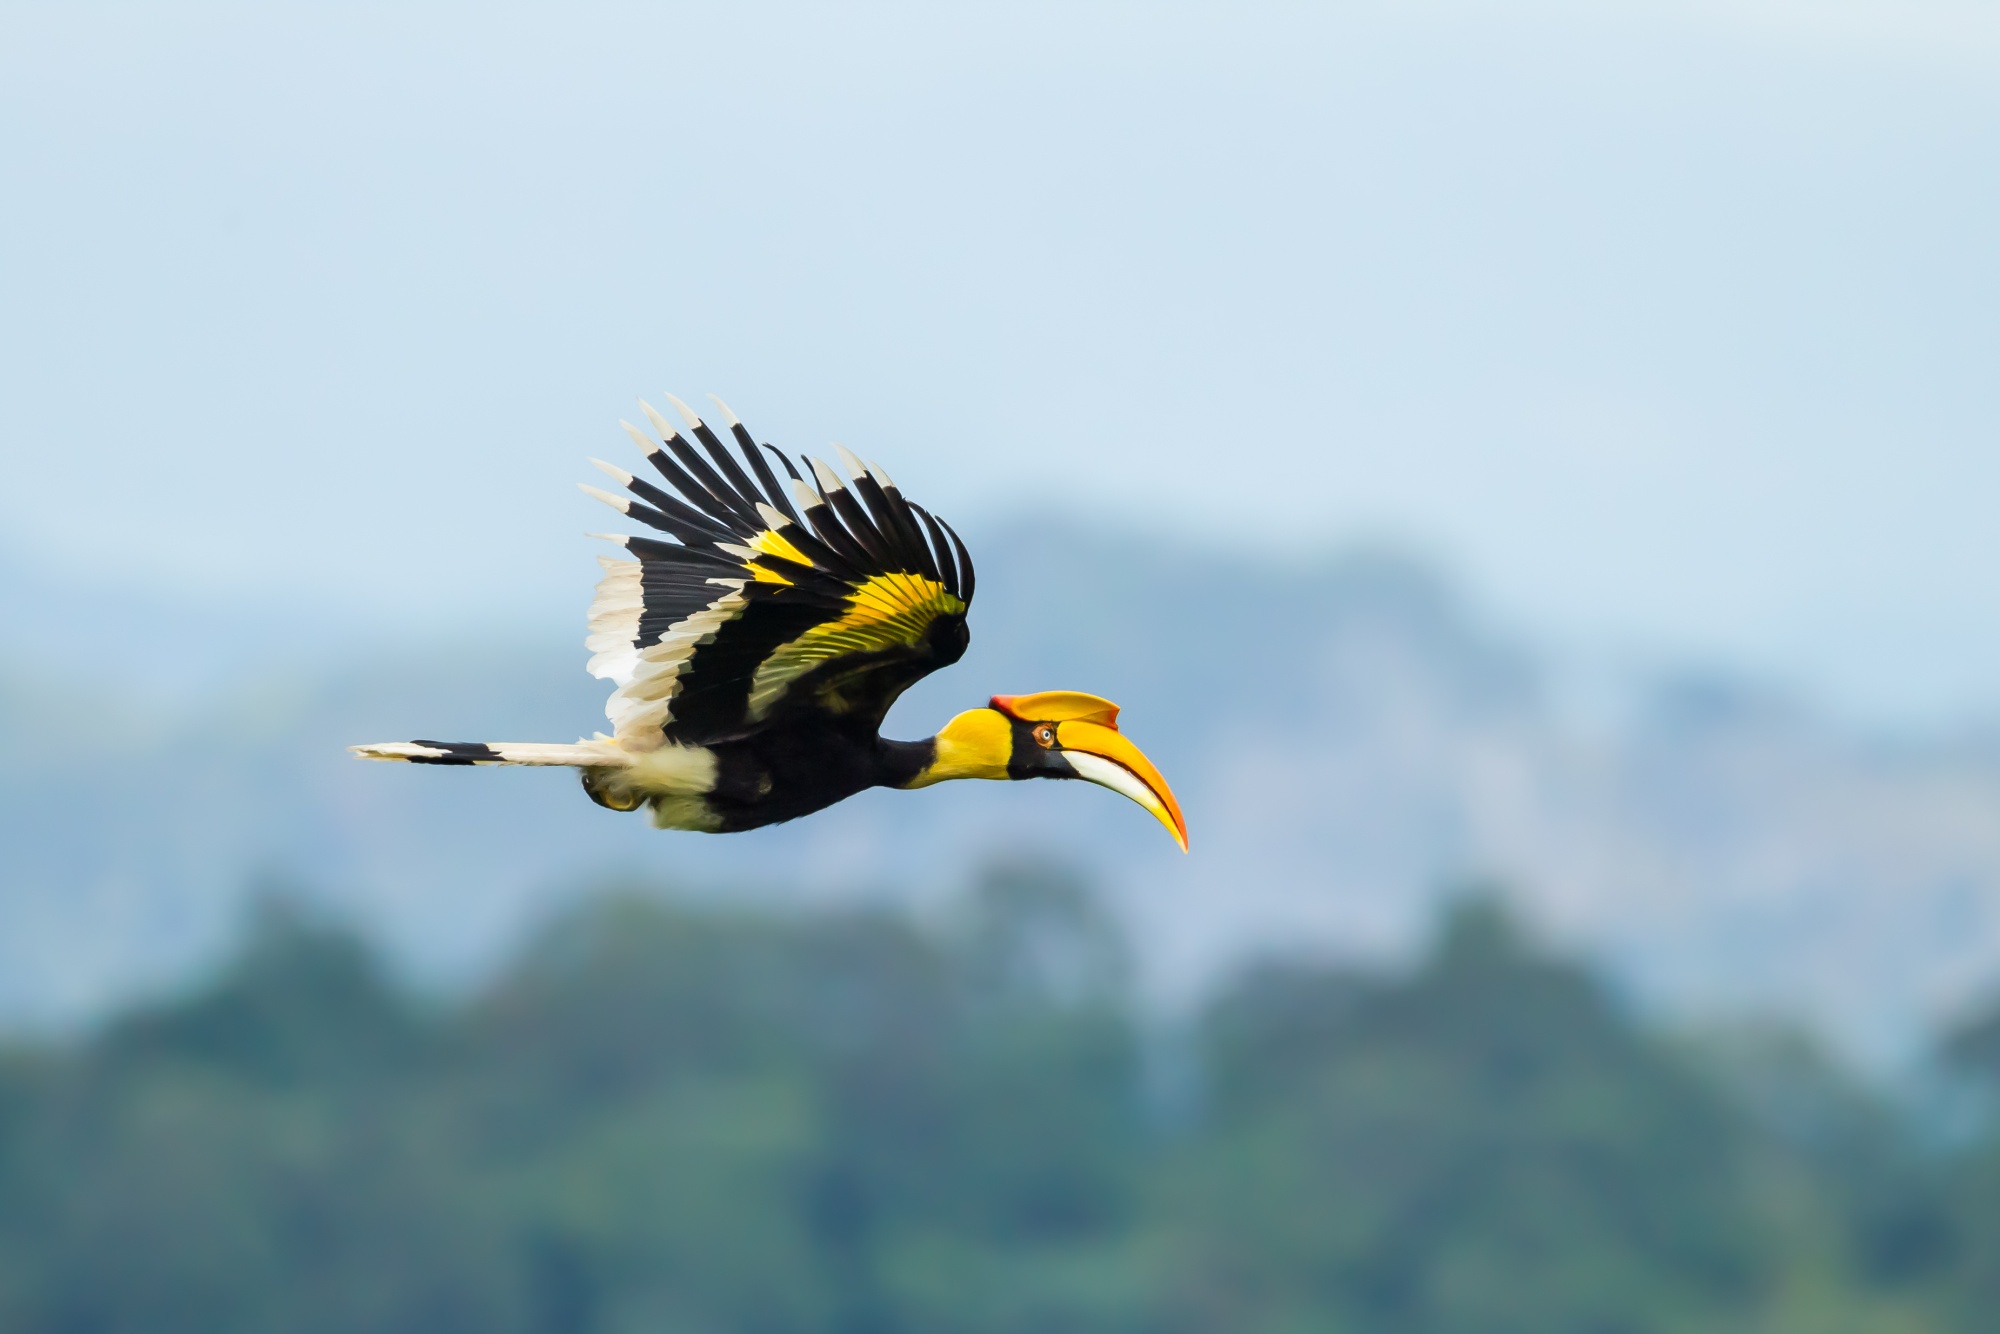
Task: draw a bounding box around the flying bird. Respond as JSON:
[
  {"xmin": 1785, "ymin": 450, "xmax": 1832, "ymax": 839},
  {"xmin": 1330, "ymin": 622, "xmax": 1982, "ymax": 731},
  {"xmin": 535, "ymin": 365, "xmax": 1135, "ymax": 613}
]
[{"xmin": 351, "ymin": 395, "xmax": 1187, "ymax": 850}]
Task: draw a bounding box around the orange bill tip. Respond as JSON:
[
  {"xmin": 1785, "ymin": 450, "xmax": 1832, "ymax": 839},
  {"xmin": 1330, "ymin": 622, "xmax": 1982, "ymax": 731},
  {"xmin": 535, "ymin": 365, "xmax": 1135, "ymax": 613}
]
[{"xmin": 1053, "ymin": 718, "xmax": 1188, "ymax": 853}]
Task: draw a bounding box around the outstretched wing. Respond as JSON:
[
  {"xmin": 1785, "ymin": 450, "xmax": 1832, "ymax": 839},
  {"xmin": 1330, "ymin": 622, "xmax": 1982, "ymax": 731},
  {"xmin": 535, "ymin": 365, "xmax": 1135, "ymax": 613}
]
[{"xmin": 582, "ymin": 395, "xmax": 975, "ymax": 749}]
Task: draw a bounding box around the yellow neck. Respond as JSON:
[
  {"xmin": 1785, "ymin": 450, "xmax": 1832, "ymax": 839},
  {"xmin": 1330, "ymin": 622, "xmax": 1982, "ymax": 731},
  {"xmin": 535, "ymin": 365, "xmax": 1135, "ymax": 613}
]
[{"xmin": 903, "ymin": 708, "xmax": 1012, "ymax": 787}]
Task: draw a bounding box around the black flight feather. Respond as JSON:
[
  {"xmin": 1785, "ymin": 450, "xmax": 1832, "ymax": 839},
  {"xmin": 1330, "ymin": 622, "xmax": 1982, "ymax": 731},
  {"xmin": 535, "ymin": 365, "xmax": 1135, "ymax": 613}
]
[
  {"xmin": 873, "ymin": 480, "xmax": 940, "ymax": 584},
  {"xmin": 849, "ymin": 469, "xmax": 925, "ymax": 573},
  {"xmin": 642, "ymin": 443, "xmax": 748, "ymax": 531},
  {"xmin": 664, "ymin": 432, "xmax": 761, "ymax": 528},
  {"xmin": 689, "ymin": 419, "xmax": 766, "ymax": 516},
  {"xmin": 939, "ymin": 516, "xmax": 976, "ymax": 605},
  {"xmin": 620, "ymin": 474, "xmax": 735, "ymax": 546},
  {"xmin": 797, "ymin": 496, "xmax": 878, "ymax": 575},
  {"xmin": 734, "ymin": 426, "xmax": 802, "ymax": 526},
  {"xmin": 624, "ymin": 534, "xmax": 742, "ymax": 570},
  {"xmin": 821, "ymin": 480, "xmax": 896, "ymax": 571},
  {"xmin": 755, "ymin": 518, "xmax": 867, "ymax": 586},
  {"xmin": 762, "ymin": 443, "xmax": 808, "ymax": 486},
  {"xmin": 910, "ymin": 504, "xmax": 960, "ymax": 600}
]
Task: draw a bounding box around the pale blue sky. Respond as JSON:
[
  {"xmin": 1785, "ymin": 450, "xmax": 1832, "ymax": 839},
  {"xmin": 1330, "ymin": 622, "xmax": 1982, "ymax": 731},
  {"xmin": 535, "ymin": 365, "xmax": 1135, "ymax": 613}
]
[{"xmin": 2, "ymin": 1, "xmax": 1996, "ymax": 722}]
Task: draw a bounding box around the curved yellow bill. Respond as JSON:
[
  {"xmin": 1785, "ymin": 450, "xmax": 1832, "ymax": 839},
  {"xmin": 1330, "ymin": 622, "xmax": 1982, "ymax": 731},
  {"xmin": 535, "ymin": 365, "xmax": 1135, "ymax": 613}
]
[{"xmin": 1053, "ymin": 719, "xmax": 1189, "ymax": 852}]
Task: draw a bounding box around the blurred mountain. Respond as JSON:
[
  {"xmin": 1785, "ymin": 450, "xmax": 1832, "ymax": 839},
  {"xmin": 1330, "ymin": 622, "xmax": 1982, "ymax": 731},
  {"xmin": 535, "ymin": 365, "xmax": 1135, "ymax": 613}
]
[{"xmin": 4, "ymin": 523, "xmax": 2000, "ymax": 1064}]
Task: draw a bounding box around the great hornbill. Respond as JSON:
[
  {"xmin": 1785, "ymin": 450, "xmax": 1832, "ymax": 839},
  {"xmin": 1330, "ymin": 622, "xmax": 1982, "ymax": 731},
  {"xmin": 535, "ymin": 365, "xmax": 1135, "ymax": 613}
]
[{"xmin": 352, "ymin": 395, "xmax": 1187, "ymax": 850}]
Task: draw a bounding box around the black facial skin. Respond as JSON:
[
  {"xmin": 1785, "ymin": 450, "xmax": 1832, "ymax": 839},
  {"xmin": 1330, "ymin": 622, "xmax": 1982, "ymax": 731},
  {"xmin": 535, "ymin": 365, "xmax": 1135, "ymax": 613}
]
[{"xmin": 1004, "ymin": 712, "xmax": 1080, "ymax": 782}]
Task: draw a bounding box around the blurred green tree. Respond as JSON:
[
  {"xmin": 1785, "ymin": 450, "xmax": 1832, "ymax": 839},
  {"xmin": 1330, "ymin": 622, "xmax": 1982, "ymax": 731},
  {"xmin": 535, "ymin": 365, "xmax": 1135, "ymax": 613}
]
[
  {"xmin": 1165, "ymin": 896, "xmax": 1775, "ymax": 1334},
  {"xmin": 0, "ymin": 873, "xmax": 1974, "ymax": 1333}
]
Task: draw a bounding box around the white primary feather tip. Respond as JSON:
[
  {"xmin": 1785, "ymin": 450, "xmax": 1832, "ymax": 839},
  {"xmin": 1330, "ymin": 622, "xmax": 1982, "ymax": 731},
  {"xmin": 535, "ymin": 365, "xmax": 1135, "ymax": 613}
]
[
  {"xmin": 579, "ymin": 483, "xmax": 632, "ymax": 514},
  {"xmin": 640, "ymin": 401, "xmax": 680, "ymax": 441},
  {"xmin": 663, "ymin": 393, "xmax": 703, "ymax": 429},
  {"xmin": 620, "ymin": 419, "xmax": 663, "ymax": 455},
  {"xmin": 809, "ymin": 456, "xmax": 845, "ymax": 493}
]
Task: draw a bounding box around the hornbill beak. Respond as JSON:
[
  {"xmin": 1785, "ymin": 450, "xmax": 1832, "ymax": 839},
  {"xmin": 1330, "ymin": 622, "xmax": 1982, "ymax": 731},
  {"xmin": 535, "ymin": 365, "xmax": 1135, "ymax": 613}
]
[{"xmin": 991, "ymin": 692, "xmax": 1189, "ymax": 852}]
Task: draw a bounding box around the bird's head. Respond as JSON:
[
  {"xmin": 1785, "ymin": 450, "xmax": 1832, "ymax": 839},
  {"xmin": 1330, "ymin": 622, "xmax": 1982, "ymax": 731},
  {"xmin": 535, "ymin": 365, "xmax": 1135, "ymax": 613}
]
[{"xmin": 910, "ymin": 691, "xmax": 1187, "ymax": 851}]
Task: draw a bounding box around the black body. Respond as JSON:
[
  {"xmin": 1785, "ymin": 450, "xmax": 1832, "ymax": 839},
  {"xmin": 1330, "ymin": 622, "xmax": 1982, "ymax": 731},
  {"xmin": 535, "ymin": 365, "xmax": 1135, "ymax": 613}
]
[
  {"xmin": 603, "ymin": 709, "xmax": 1077, "ymax": 833},
  {"xmin": 699, "ymin": 724, "xmax": 936, "ymax": 832}
]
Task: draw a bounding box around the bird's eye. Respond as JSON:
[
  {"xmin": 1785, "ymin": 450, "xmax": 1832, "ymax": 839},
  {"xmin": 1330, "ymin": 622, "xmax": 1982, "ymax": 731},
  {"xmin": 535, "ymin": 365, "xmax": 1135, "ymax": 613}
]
[{"xmin": 1034, "ymin": 725, "xmax": 1056, "ymax": 748}]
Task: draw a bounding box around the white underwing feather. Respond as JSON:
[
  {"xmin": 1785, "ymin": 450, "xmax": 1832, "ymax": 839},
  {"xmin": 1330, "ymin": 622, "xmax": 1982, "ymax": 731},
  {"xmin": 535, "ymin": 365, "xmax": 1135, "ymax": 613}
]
[
  {"xmin": 603, "ymin": 584, "xmax": 750, "ymax": 744},
  {"xmin": 585, "ymin": 557, "xmax": 645, "ymax": 682}
]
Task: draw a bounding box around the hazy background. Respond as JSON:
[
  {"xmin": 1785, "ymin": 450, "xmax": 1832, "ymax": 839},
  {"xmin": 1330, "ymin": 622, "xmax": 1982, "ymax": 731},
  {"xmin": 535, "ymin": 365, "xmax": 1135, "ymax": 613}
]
[
  {"xmin": 4, "ymin": 4, "xmax": 2000, "ymax": 1328},
  {"xmin": 6, "ymin": 0, "xmax": 1998, "ymax": 718}
]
